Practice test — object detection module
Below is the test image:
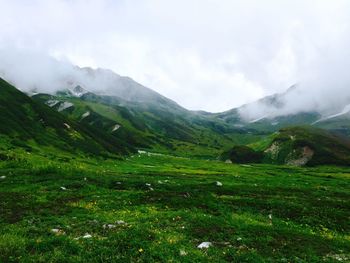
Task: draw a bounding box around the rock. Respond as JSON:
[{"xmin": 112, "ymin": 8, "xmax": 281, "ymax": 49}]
[
  {"xmin": 112, "ymin": 124, "xmax": 121, "ymax": 132},
  {"xmin": 83, "ymin": 233, "xmax": 92, "ymax": 239},
  {"xmin": 60, "ymin": 186, "xmax": 67, "ymax": 190},
  {"xmin": 116, "ymin": 220, "xmax": 126, "ymax": 225},
  {"xmin": 197, "ymin": 242, "xmax": 212, "ymax": 249},
  {"xmin": 51, "ymin": 228, "xmax": 65, "ymax": 235},
  {"xmin": 0, "ymin": 176, "xmax": 6, "ymax": 179},
  {"xmin": 216, "ymin": 181, "xmax": 223, "ymax": 186},
  {"xmin": 103, "ymin": 224, "xmax": 116, "ymax": 229}
]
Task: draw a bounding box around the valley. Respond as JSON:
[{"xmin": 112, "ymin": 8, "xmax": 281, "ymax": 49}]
[
  {"xmin": 2, "ymin": 1, "xmax": 350, "ymax": 261},
  {"xmin": 0, "ymin": 75, "xmax": 349, "ymax": 262}
]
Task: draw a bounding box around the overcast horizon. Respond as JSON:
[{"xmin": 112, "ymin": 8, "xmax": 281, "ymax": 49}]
[{"xmin": 1, "ymin": 0, "xmax": 350, "ymax": 112}]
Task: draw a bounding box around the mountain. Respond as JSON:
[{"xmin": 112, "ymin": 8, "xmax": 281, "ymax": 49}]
[
  {"xmin": 4, "ymin": 56, "xmax": 350, "ymax": 158},
  {"xmin": 32, "ymin": 90, "xmax": 265, "ymax": 157},
  {"xmin": 222, "ymin": 126, "xmax": 350, "ymax": 166},
  {"xmin": 29, "ymin": 68, "xmax": 266, "ymax": 157},
  {"xmin": 213, "ymin": 85, "xmax": 320, "ymax": 130},
  {"xmin": 0, "ymin": 78, "xmax": 134, "ymax": 157},
  {"xmin": 29, "ymin": 66, "xmax": 350, "ymax": 158},
  {"xmin": 47, "ymin": 66, "xmax": 184, "ymax": 111},
  {"xmin": 213, "ymin": 85, "xmax": 350, "ymax": 136}
]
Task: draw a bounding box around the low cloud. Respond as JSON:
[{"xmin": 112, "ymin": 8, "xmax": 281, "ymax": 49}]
[{"xmin": 1, "ymin": 0, "xmax": 350, "ymax": 115}]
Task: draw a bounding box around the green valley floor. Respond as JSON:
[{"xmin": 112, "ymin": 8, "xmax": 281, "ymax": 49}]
[{"xmin": 0, "ymin": 152, "xmax": 349, "ymax": 262}]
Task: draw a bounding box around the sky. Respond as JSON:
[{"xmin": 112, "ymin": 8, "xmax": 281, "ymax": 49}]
[{"xmin": 1, "ymin": 0, "xmax": 350, "ymax": 113}]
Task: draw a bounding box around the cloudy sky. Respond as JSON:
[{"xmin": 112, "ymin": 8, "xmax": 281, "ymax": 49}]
[{"xmin": 1, "ymin": 0, "xmax": 350, "ymax": 112}]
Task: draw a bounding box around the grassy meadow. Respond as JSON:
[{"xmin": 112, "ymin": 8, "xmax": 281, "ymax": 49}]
[{"xmin": 0, "ymin": 151, "xmax": 349, "ymax": 262}]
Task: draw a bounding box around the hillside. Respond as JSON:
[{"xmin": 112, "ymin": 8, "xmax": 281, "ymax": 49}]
[
  {"xmin": 223, "ymin": 126, "xmax": 350, "ymax": 166},
  {"xmin": 32, "ymin": 84, "xmax": 265, "ymax": 157},
  {"xmin": 0, "ymin": 78, "xmax": 134, "ymax": 157},
  {"xmin": 262, "ymin": 127, "xmax": 350, "ymax": 166}
]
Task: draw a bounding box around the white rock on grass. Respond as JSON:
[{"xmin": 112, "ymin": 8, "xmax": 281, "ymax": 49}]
[
  {"xmin": 60, "ymin": 186, "xmax": 67, "ymax": 191},
  {"xmin": 197, "ymin": 242, "xmax": 212, "ymax": 249},
  {"xmin": 216, "ymin": 181, "xmax": 223, "ymax": 186},
  {"xmin": 51, "ymin": 228, "xmax": 65, "ymax": 235},
  {"xmin": 0, "ymin": 176, "xmax": 6, "ymax": 179},
  {"xmin": 116, "ymin": 220, "xmax": 126, "ymax": 225},
  {"xmin": 103, "ymin": 224, "xmax": 116, "ymax": 229},
  {"xmin": 83, "ymin": 233, "xmax": 92, "ymax": 239}
]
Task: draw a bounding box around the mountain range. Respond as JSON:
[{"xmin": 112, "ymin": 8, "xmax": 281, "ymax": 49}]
[{"xmin": 2, "ymin": 63, "xmax": 350, "ymax": 160}]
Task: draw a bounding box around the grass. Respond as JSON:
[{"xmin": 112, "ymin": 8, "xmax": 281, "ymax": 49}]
[{"xmin": 0, "ymin": 151, "xmax": 349, "ymax": 262}]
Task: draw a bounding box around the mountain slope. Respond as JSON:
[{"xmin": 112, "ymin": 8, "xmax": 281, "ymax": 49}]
[
  {"xmin": 262, "ymin": 126, "xmax": 350, "ymax": 165},
  {"xmin": 255, "ymin": 127, "xmax": 350, "ymax": 165},
  {"xmin": 32, "ymin": 85, "xmax": 265, "ymax": 157},
  {"xmin": 223, "ymin": 126, "xmax": 350, "ymax": 166},
  {"xmin": 0, "ymin": 78, "xmax": 134, "ymax": 156}
]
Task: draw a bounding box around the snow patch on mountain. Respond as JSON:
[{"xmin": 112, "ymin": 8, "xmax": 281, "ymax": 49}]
[
  {"xmin": 58, "ymin": 102, "xmax": 73, "ymax": 112},
  {"xmin": 112, "ymin": 124, "xmax": 121, "ymax": 132},
  {"xmin": 68, "ymin": 85, "xmax": 87, "ymax": 97},
  {"xmin": 312, "ymin": 104, "xmax": 350, "ymax": 124},
  {"xmin": 249, "ymin": 115, "xmax": 268, "ymax": 123},
  {"xmin": 46, "ymin": 100, "xmax": 60, "ymax": 107},
  {"xmin": 81, "ymin": 111, "xmax": 90, "ymax": 119}
]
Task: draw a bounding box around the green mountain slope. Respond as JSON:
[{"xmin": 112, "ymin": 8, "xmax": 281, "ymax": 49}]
[
  {"xmin": 32, "ymin": 87, "xmax": 264, "ymax": 157},
  {"xmin": 262, "ymin": 126, "xmax": 350, "ymax": 166},
  {"xmin": 0, "ymin": 78, "xmax": 134, "ymax": 157},
  {"xmin": 223, "ymin": 126, "xmax": 350, "ymax": 166}
]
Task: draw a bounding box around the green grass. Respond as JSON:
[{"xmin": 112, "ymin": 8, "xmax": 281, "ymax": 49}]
[{"xmin": 0, "ymin": 152, "xmax": 349, "ymax": 262}]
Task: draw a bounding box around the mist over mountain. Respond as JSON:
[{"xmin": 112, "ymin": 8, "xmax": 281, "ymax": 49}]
[
  {"xmin": 2, "ymin": 0, "xmax": 350, "ymax": 113},
  {"xmin": 237, "ymin": 83, "xmax": 350, "ymax": 122},
  {"xmin": 1, "ymin": 48, "xmax": 350, "ymax": 123},
  {"xmin": 0, "ymin": 49, "xmax": 181, "ymax": 109}
]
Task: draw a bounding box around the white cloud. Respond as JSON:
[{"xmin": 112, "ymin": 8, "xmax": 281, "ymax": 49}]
[{"xmin": 1, "ymin": 0, "xmax": 350, "ymax": 113}]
